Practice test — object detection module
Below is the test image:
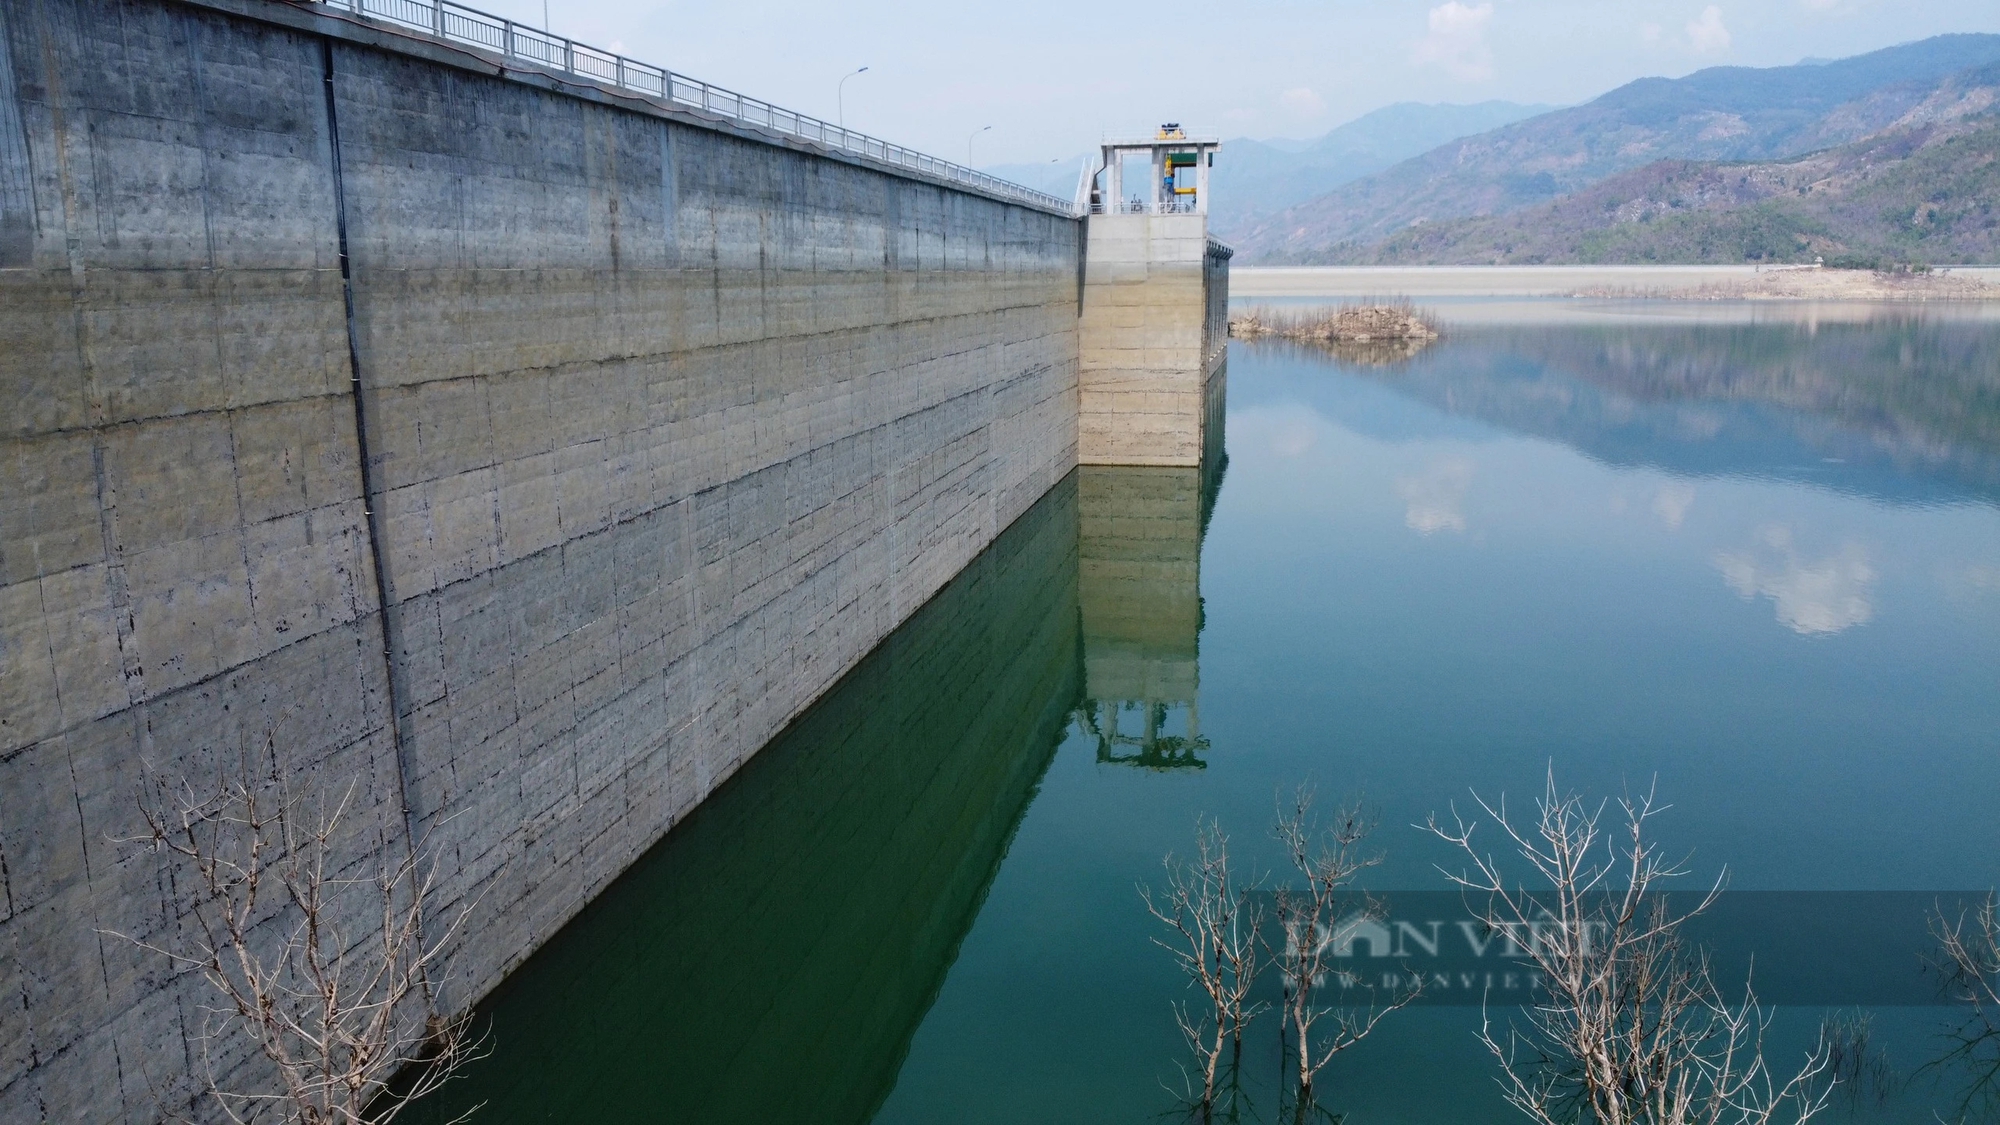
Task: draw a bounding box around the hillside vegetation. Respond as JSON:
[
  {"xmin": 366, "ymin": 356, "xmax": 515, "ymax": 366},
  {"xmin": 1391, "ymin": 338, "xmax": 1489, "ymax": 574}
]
[
  {"xmin": 1340, "ymin": 109, "xmax": 2000, "ymax": 266},
  {"xmin": 1232, "ymin": 34, "xmax": 2000, "ymax": 263}
]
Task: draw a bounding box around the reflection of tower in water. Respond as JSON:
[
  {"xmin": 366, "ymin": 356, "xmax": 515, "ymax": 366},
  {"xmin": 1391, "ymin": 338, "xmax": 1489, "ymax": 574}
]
[{"xmin": 1076, "ymin": 439, "xmax": 1227, "ymax": 770}]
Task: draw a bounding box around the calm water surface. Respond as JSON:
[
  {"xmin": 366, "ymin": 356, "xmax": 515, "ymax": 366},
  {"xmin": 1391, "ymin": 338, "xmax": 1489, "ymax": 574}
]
[{"xmin": 421, "ymin": 304, "xmax": 2000, "ymax": 1124}]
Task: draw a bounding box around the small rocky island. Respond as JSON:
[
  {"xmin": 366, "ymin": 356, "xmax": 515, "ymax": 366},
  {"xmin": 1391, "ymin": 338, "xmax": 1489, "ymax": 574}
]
[
  {"xmin": 1228, "ymin": 304, "xmax": 1440, "ymax": 365},
  {"xmin": 1229, "ymin": 304, "xmax": 1439, "ymax": 343}
]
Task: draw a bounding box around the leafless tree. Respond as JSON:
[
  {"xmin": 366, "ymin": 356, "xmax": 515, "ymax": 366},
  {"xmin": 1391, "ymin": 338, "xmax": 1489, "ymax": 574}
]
[
  {"xmin": 111, "ymin": 747, "xmax": 483, "ymax": 1124},
  {"xmin": 1272, "ymin": 785, "xmax": 1417, "ymax": 1120},
  {"xmin": 1427, "ymin": 771, "xmax": 1832, "ymax": 1125},
  {"xmin": 1143, "ymin": 816, "xmax": 1266, "ymax": 1121},
  {"xmin": 1929, "ymin": 891, "xmax": 2000, "ymax": 1121}
]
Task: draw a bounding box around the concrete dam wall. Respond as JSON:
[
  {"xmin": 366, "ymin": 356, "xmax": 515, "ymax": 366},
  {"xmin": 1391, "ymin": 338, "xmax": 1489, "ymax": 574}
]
[
  {"xmin": 0, "ymin": 0, "xmax": 1081, "ymax": 1117},
  {"xmin": 408, "ymin": 474, "xmax": 1085, "ymax": 1125}
]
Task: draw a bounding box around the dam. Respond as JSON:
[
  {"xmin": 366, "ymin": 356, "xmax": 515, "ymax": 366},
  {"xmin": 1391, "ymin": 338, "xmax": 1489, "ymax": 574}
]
[{"xmin": 0, "ymin": 0, "xmax": 1227, "ymax": 1117}]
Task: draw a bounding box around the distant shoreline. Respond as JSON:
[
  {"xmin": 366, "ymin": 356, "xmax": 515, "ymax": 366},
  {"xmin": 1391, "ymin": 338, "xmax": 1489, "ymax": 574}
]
[{"xmin": 1232, "ymin": 265, "xmax": 2000, "ymax": 301}]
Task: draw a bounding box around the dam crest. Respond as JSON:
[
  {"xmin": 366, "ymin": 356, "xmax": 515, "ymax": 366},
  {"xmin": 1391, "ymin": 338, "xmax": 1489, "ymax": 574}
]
[{"xmin": 0, "ymin": 0, "xmax": 1226, "ymax": 1116}]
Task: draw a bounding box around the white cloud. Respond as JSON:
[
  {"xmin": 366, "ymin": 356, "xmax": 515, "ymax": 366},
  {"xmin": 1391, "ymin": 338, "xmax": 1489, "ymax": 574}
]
[
  {"xmin": 1640, "ymin": 21, "xmax": 1664, "ymax": 43},
  {"xmin": 1279, "ymin": 87, "xmax": 1326, "ymax": 116},
  {"xmin": 1687, "ymin": 5, "xmax": 1732, "ymax": 53},
  {"xmin": 1413, "ymin": 1, "xmax": 1496, "ymax": 82},
  {"xmin": 1714, "ymin": 527, "xmax": 1874, "ymax": 635},
  {"xmin": 1395, "ymin": 458, "xmax": 1475, "ymax": 534},
  {"xmin": 1652, "ymin": 482, "xmax": 1695, "ymax": 529}
]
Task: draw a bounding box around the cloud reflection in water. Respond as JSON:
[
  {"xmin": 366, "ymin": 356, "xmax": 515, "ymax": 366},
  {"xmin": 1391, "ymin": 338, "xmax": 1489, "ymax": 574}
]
[
  {"xmin": 1714, "ymin": 526, "xmax": 1875, "ymax": 635},
  {"xmin": 1652, "ymin": 482, "xmax": 1696, "ymax": 529},
  {"xmin": 1396, "ymin": 457, "xmax": 1476, "ymax": 534}
]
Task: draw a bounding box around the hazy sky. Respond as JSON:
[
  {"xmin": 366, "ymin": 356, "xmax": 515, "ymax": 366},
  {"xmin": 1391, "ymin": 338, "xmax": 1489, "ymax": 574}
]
[{"xmin": 488, "ymin": 0, "xmax": 2000, "ymax": 165}]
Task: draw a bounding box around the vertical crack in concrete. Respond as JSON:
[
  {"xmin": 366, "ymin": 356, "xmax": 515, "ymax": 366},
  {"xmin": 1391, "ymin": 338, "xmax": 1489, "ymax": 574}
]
[
  {"xmin": 318, "ymin": 39, "xmax": 422, "ymax": 883},
  {"xmin": 0, "ymin": 0, "xmax": 36, "ymax": 267}
]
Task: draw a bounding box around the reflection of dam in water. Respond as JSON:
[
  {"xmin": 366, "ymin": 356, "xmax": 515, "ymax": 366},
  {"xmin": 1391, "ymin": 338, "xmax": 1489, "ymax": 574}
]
[
  {"xmin": 1075, "ymin": 447, "xmax": 1226, "ymax": 770},
  {"xmin": 409, "ymin": 478, "xmax": 1084, "ymax": 1125},
  {"xmin": 415, "ymin": 439, "xmax": 1233, "ymax": 1119}
]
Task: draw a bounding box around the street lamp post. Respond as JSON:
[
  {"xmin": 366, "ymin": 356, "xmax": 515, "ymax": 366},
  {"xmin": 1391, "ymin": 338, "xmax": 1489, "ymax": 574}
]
[
  {"xmin": 967, "ymin": 124, "xmax": 992, "ymax": 166},
  {"xmin": 838, "ymin": 66, "xmax": 869, "ymax": 131}
]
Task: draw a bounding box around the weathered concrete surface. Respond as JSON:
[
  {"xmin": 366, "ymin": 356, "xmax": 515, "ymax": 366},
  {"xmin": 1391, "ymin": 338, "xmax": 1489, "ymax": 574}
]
[
  {"xmin": 0, "ymin": 0, "xmax": 1079, "ymax": 1118},
  {"xmin": 405, "ymin": 471, "xmax": 1082, "ymax": 1125},
  {"xmin": 1077, "ymin": 212, "xmax": 1230, "ymax": 465}
]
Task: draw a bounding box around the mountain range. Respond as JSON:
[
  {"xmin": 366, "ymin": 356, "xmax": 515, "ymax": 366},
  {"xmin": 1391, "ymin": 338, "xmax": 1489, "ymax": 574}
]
[
  {"xmin": 1222, "ymin": 33, "xmax": 2000, "ymax": 264},
  {"xmin": 1204, "ymin": 101, "xmax": 1557, "ymax": 230},
  {"xmin": 1346, "ymin": 81, "xmax": 2000, "ymax": 266},
  {"xmin": 982, "ymin": 101, "xmax": 1554, "ymax": 220}
]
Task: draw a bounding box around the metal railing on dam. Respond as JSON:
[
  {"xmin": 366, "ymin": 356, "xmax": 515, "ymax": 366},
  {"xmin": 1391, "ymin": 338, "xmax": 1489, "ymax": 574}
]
[
  {"xmin": 305, "ymin": 0, "xmax": 1077, "ymax": 215},
  {"xmin": 1091, "ymin": 198, "xmax": 1202, "ymax": 215},
  {"xmin": 0, "ymin": 0, "xmax": 1088, "ymax": 1114}
]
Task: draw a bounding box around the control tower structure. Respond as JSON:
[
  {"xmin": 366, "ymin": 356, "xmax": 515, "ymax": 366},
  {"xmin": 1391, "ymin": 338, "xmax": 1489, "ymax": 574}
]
[{"xmin": 1078, "ymin": 125, "xmax": 1230, "ymax": 466}]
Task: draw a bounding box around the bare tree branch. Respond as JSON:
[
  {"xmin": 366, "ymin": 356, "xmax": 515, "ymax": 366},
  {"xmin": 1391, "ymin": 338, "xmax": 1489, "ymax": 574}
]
[
  {"xmin": 1143, "ymin": 817, "xmax": 1266, "ymax": 1121},
  {"xmin": 1273, "ymin": 784, "xmax": 1418, "ymax": 1121},
  {"xmin": 1819, "ymin": 1010, "xmax": 1897, "ymax": 1111},
  {"xmin": 105, "ymin": 740, "xmax": 485, "ymax": 1124},
  {"xmin": 1928, "ymin": 891, "xmax": 2000, "ymax": 1122},
  {"xmin": 1426, "ymin": 769, "xmax": 1832, "ymax": 1125}
]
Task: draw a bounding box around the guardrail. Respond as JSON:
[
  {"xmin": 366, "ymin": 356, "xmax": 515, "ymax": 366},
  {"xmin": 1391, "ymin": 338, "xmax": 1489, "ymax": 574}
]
[
  {"xmin": 1101, "ymin": 132, "xmax": 1221, "ymax": 147},
  {"xmin": 1088, "ymin": 198, "xmax": 1202, "ymax": 215},
  {"xmin": 307, "ymin": 0, "xmax": 1076, "ymax": 216}
]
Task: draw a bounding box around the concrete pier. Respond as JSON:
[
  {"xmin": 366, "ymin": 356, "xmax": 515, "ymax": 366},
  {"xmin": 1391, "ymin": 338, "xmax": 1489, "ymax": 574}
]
[{"xmin": 1078, "ymin": 131, "xmax": 1231, "ymax": 465}]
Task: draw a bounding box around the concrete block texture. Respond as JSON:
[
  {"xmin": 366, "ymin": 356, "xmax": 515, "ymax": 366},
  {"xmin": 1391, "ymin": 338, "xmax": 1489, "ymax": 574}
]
[
  {"xmin": 1077, "ymin": 213, "xmax": 1229, "ymax": 465},
  {"xmin": 0, "ymin": 0, "xmax": 1080, "ymax": 1118}
]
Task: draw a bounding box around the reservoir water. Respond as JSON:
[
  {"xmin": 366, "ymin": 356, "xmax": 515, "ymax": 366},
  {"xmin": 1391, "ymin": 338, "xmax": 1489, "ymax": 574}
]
[{"xmin": 416, "ymin": 303, "xmax": 2000, "ymax": 1123}]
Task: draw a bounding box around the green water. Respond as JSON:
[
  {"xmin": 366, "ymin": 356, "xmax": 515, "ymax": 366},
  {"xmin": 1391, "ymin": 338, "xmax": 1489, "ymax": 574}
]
[{"xmin": 420, "ymin": 306, "xmax": 2000, "ymax": 1124}]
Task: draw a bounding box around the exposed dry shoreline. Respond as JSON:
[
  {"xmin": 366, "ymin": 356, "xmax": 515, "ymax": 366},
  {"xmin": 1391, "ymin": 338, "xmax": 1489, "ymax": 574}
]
[
  {"xmin": 1231, "ymin": 265, "xmax": 2000, "ymax": 301},
  {"xmin": 1569, "ymin": 267, "xmax": 2000, "ymax": 301}
]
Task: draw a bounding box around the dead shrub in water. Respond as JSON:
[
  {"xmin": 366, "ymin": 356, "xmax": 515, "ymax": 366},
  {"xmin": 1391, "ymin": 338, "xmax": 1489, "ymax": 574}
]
[
  {"xmin": 1143, "ymin": 817, "xmax": 1267, "ymax": 1121},
  {"xmin": 1818, "ymin": 1010, "xmax": 1897, "ymax": 1111},
  {"xmin": 1929, "ymin": 891, "xmax": 2000, "ymax": 1121},
  {"xmin": 1272, "ymin": 786, "xmax": 1418, "ymax": 1121},
  {"xmin": 1427, "ymin": 772, "xmax": 1833, "ymax": 1125}
]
